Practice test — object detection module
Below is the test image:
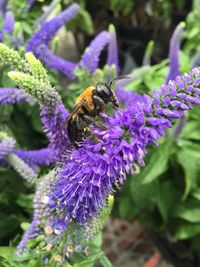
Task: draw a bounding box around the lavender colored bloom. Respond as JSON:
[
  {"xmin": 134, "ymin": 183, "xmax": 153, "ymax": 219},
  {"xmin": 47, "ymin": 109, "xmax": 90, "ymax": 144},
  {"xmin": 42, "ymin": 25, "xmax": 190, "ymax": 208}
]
[
  {"xmin": 17, "ymin": 170, "xmax": 56, "ymax": 254},
  {"xmin": 35, "ymin": 0, "xmax": 60, "ymax": 26},
  {"xmin": 14, "ymin": 147, "xmax": 57, "ymax": 166},
  {"xmin": 40, "ymin": 102, "xmax": 70, "ymax": 156},
  {"xmin": 26, "ymin": 3, "xmax": 79, "ymax": 78},
  {"xmin": 0, "ymin": 137, "xmax": 15, "ymax": 160},
  {"xmin": 116, "ymin": 88, "xmax": 144, "ymax": 106},
  {"xmin": 27, "ymin": 3, "xmax": 79, "ymax": 48},
  {"xmin": 32, "ymin": 44, "xmax": 76, "ymax": 79},
  {"xmin": 0, "ymin": 88, "xmax": 29, "ymax": 105},
  {"xmin": 166, "ymin": 22, "xmax": 185, "ymax": 83},
  {"xmin": 2, "ymin": 11, "xmax": 15, "ymax": 33},
  {"xmin": 0, "ymin": 0, "xmax": 7, "ymax": 18},
  {"xmin": 46, "ymin": 68, "xmax": 200, "ymax": 240},
  {"xmin": 81, "ymin": 31, "xmax": 110, "ymax": 73},
  {"xmin": 106, "ymin": 25, "xmax": 119, "ymax": 75}
]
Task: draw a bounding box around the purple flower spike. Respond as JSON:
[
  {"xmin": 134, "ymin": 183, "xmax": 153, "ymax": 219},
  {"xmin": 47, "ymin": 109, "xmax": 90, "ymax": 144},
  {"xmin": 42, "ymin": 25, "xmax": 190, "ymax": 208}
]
[
  {"xmin": 26, "ymin": 3, "xmax": 79, "ymax": 78},
  {"xmin": 81, "ymin": 31, "xmax": 110, "ymax": 73},
  {"xmin": 116, "ymin": 88, "xmax": 144, "ymax": 106},
  {"xmin": 2, "ymin": 11, "xmax": 15, "ymax": 34},
  {"xmin": 14, "ymin": 147, "xmax": 57, "ymax": 166},
  {"xmin": 40, "ymin": 102, "xmax": 70, "ymax": 156},
  {"xmin": 0, "ymin": 137, "xmax": 15, "ymax": 160},
  {"xmin": 107, "ymin": 24, "xmax": 119, "ymax": 75},
  {"xmin": 33, "ymin": 45, "xmax": 77, "ymax": 79},
  {"xmin": 0, "ymin": 0, "xmax": 7, "ymax": 18},
  {"xmin": 166, "ymin": 22, "xmax": 185, "ymax": 83},
  {"xmin": 35, "ymin": 0, "xmax": 61, "ymax": 26},
  {"xmin": 27, "ymin": 3, "xmax": 79, "ymax": 47},
  {"xmin": 48, "ymin": 68, "xmax": 200, "ymax": 237},
  {"xmin": 17, "ymin": 170, "xmax": 56, "ymax": 254},
  {"xmin": 0, "ymin": 88, "xmax": 29, "ymax": 105}
]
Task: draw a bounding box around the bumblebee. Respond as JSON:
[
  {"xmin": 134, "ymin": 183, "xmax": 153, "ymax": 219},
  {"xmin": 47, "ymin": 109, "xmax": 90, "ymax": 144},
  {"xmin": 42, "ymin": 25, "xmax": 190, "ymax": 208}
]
[{"xmin": 63, "ymin": 76, "xmax": 129, "ymax": 147}]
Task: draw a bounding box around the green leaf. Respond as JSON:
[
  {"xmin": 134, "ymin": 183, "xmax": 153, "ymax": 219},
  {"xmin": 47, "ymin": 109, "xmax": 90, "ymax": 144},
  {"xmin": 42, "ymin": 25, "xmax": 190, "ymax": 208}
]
[
  {"xmin": 30, "ymin": 255, "xmax": 43, "ymax": 267},
  {"xmin": 180, "ymin": 121, "xmax": 200, "ymax": 141},
  {"xmin": 174, "ymin": 223, "xmax": 200, "ymax": 240},
  {"xmin": 20, "ymin": 222, "xmax": 30, "ymax": 231},
  {"xmin": 177, "ymin": 141, "xmax": 200, "ymax": 198},
  {"xmin": 156, "ymin": 182, "xmax": 180, "ymax": 222},
  {"xmin": 73, "ymin": 251, "xmax": 103, "ymax": 267},
  {"xmin": 0, "ymin": 247, "xmax": 15, "ymax": 259},
  {"xmin": 173, "ymin": 208, "xmax": 200, "ymax": 223},
  {"xmin": 119, "ymin": 195, "xmax": 138, "ymax": 220},
  {"xmin": 141, "ymin": 142, "xmax": 172, "ymax": 184},
  {"xmin": 100, "ymin": 254, "xmax": 113, "ymax": 267},
  {"xmin": 192, "ymin": 189, "xmax": 200, "ymax": 201}
]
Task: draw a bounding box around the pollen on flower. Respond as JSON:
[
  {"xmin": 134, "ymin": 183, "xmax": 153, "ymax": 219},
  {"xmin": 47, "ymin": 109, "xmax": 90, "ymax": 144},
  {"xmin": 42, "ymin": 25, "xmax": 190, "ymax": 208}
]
[
  {"xmin": 44, "ymin": 225, "xmax": 54, "ymax": 235},
  {"xmin": 41, "ymin": 195, "xmax": 50, "ymax": 204},
  {"xmin": 53, "ymin": 255, "xmax": 62, "ymax": 262}
]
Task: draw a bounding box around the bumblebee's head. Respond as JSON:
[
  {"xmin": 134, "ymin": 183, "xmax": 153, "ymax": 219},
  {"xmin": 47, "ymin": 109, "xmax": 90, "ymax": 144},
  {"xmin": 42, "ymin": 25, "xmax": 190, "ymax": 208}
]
[
  {"xmin": 96, "ymin": 83, "xmax": 119, "ymax": 108},
  {"xmin": 95, "ymin": 76, "xmax": 131, "ymax": 108}
]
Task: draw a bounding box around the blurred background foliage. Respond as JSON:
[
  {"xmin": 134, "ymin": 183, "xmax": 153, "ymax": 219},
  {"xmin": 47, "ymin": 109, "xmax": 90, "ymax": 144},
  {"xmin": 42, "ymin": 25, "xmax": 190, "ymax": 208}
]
[{"xmin": 1, "ymin": 0, "xmax": 200, "ymax": 266}]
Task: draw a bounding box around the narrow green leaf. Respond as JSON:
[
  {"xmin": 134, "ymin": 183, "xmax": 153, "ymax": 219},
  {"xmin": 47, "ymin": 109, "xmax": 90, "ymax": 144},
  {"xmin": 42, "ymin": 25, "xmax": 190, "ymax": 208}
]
[
  {"xmin": 173, "ymin": 208, "xmax": 200, "ymax": 223},
  {"xmin": 177, "ymin": 141, "xmax": 200, "ymax": 198},
  {"xmin": 174, "ymin": 223, "xmax": 200, "ymax": 240},
  {"xmin": 0, "ymin": 247, "xmax": 15, "ymax": 259},
  {"xmin": 100, "ymin": 254, "xmax": 113, "ymax": 267},
  {"xmin": 192, "ymin": 189, "xmax": 200, "ymax": 201},
  {"xmin": 141, "ymin": 143, "xmax": 172, "ymax": 184}
]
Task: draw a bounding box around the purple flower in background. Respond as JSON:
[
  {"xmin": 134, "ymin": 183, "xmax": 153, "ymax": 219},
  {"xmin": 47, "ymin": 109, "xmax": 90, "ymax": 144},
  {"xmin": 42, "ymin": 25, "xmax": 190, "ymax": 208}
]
[
  {"xmin": 0, "ymin": 137, "xmax": 15, "ymax": 160},
  {"xmin": 166, "ymin": 22, "xmax": 185, "ymax": 83},
  {"xmin": 0, "ymin": 88, "xmax": 29, "ymax": 105},
  {"xmin": 17, "ymin": 170, "xmax": 56, "ymax": 254},
  {"xmin": 46, "ymin": 68, "xmax": 200, "ymax": 238},
  {"xmin": 81, "ymin": 31, "xmax": 110, "ymax": 73},
  {"xmin": 0, "ymin": 11, "xmax": 15, "ymax": 41},
  {"xmin": 116, "ymin": 88, "xmax": 144, "ymax": 106},
  {"xmin": 26, "ymin": 3, "xmax": 79, "ymax": 78},
  {"xmin": 107, "ymin": 24, "xmax": 119, "ymax": 75},
  {"xmin": 27, "ymin": 3, "xmax": 79, "ymax": 48},
  {"xmin": 33, "ymin": 44, "xmax": 76, "ymax": 79},
  {"xmin": 2, "ymin": 11, "xmax": 15, "ymax": 33},
  {"xmin": 35, "ymin": 0, "xmax": 60, "ymax": 26},
  {"xmin": 14, "ymin": 147, "xmax": 57, "ymax": 166},
  {"xmin": 0, "ymin": 0, "xmax": 7, "ymax": 18}
]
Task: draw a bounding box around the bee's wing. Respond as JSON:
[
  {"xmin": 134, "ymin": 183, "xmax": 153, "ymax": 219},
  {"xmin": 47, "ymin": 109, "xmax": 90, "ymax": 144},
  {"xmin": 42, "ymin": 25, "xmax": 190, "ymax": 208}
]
[{"xmin": 61, "ymin": 100, "xmax": 85, "ymax": 131}]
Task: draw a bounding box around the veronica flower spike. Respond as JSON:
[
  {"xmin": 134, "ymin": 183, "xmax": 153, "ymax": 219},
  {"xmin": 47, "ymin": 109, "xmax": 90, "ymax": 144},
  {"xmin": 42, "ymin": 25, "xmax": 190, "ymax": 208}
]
[
  {"xmin": 47, "ymin": 68, "xmax": 200, "ymax": 245},
  {"xmin": 81, "ymin": 31, "xmax": 110, "ymax": 73},
  {"xmin": 0, "ymin": 0, "xmax": 8, "ymax": 18},
  {"xmin": 106, "ymin": 24, "xmax": 119, "ymax": 75},
  {"xmin": 26, "ymin": 3, "xmax": 80, "ymax": 79},
  {"xmin": 0, "ymin": 88, "xmax": 30, "ymax": 105},
  {"xmin": 0, "ymin": 134, "xmax": 15, "ymax": 160},
  {"xmin": 14, "ymin": 147, "xmax": 57, "ymax": 166},
  {"xmin": 166, "ymin": 22, "xmax": 185, "ymax": 83}
]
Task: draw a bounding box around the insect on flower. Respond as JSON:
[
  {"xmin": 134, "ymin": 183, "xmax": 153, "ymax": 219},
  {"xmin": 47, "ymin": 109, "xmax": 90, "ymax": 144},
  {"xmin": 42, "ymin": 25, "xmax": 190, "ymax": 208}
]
[{"xmin": 63, "ymin": 76, "xmax": 130, "ymax": 146}]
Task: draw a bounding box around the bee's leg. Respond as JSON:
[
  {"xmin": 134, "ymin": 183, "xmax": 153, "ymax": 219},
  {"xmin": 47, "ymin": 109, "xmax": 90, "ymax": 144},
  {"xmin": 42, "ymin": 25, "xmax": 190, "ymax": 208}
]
[
  {"xmin": 82, "ymin": 115, "xmax": 108, "ymax": 130},
  {"xmin": 83, "ymin": 127, "xmax": 99, "ymax": 143}
]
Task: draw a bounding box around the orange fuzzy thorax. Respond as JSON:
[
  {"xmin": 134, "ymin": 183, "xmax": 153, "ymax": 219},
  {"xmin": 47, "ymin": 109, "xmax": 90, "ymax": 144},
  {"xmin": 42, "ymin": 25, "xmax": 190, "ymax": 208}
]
[{"xmin": 75, "ymin": 86, "xmax": 95, "ymax": 111}]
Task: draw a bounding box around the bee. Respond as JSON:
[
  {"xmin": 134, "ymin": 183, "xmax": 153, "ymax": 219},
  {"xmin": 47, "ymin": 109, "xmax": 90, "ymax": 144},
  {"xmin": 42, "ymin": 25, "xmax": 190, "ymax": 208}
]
[{"xmin": 63, "ymin": 76, "xmax": 130, "ymax": 147}]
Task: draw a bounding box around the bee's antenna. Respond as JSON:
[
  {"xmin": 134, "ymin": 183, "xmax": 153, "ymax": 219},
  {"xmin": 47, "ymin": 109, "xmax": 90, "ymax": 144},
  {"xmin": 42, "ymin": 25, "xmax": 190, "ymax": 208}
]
[{"xmin": 109, "ymin": 75, "xmax": 131, "ymax": 88}]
